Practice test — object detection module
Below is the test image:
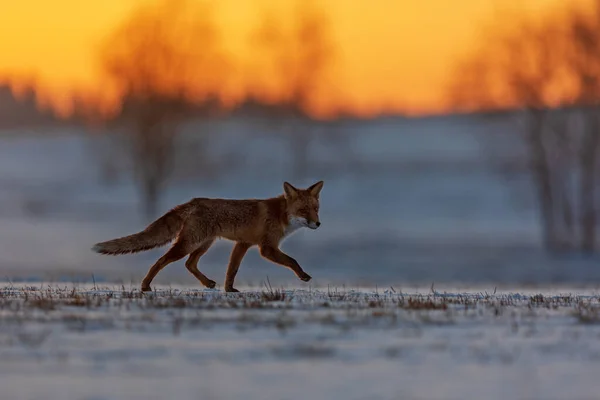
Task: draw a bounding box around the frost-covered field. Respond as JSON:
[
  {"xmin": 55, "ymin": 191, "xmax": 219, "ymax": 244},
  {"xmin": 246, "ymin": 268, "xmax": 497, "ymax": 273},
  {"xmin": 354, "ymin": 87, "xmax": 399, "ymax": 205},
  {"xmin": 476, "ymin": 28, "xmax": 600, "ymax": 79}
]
[{"xmin": 2, "ymin": 283, "xmax": 600, "ymax": 400}]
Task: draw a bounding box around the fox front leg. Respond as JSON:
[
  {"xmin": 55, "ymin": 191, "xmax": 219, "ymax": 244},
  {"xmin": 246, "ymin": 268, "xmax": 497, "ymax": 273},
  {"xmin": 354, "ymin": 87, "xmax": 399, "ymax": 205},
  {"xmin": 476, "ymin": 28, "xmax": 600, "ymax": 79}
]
[
  {"xmin": 224, "ymin": 242, "xmax": 251, "ymax": 292},
  {"xmin": 259, "ymin": 245, "xmax": 312, "ymax": 282}
]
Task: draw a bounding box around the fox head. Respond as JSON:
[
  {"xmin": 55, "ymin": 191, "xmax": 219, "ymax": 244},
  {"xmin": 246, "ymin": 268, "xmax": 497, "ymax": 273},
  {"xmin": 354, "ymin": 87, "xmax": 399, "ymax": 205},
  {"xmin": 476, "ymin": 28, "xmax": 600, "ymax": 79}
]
[{"xmin": 283, "ymin": 180, "xmax": 324, "ymax": 230}]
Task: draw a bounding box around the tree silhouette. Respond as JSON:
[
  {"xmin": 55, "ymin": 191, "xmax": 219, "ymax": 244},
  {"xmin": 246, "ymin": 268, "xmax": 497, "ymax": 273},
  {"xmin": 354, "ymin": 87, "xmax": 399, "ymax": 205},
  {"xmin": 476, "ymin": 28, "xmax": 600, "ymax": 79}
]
[
  {"xmin": 98, "ymin": 0, "xmax": 227, "ymax": 219},
  {"xmin": 447, "ymin": 3, "xmax": 600, "ymax": 253},
  {"xmin": 250, "ymin": 0, "xmax": 335, "ymax": 179}
]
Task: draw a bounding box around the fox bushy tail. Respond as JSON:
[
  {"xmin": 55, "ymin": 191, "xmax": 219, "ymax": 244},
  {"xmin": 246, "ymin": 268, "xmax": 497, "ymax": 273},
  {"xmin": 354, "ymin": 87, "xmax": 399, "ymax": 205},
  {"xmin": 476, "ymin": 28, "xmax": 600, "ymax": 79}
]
[{"xmin": 92, "ymin": 204, "xmax": 189, "ymax": 255}]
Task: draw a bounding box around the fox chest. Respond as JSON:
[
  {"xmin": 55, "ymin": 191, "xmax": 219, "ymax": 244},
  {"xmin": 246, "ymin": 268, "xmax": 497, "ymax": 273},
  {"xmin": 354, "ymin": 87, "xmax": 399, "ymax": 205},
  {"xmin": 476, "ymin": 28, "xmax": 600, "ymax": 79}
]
[{"xmin": 281, "ymin": 217, "xmax": 307, "ymax": 241}]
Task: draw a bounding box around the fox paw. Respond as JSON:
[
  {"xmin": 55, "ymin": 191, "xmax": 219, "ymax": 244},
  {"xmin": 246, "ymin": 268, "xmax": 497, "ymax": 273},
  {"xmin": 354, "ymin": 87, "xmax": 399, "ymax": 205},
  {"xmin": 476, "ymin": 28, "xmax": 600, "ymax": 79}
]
[
  {"xmin": 141, "ymin": 286, "xmax": 152, "ymax": 292},
  {"xmin": 298, "ymin": 273, "xmax": 312, "ymax": 282},
  {"xmin": 203, "ymin": 280, "xmax": 217, "ymax": 289},
  {"xmin": 225, "ymin": 287, "xmax": 240, "ymax": 293}
]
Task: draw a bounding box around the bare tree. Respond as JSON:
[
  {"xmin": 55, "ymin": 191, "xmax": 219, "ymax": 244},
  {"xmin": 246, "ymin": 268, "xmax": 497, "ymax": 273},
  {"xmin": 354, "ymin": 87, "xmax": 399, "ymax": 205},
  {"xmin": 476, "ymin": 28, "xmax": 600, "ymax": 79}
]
[
  {"xmin": 250, "ymin": 0, "xmax": 335, "ymax": 179},
  {"xmin": 446, "ymin": 7, "xmax": 600, "ymax": 253},
  {"xmin": 98, "ymin": 0, "xmax": 227, "ymax": 219},
  {"xmin": 493, "ymin": 21, "xmax": 573, "ymax": 251},
  {"xmin": 566, "ymin": 3, "xmax": 600, "ymax": 252}
]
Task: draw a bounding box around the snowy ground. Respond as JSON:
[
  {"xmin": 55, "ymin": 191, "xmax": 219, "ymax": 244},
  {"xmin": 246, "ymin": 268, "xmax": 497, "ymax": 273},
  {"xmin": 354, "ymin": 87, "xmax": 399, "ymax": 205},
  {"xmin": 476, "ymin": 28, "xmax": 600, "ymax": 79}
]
[{"xmin": 1, "ymin": 282, "xmax": 600, "ymax": 400}]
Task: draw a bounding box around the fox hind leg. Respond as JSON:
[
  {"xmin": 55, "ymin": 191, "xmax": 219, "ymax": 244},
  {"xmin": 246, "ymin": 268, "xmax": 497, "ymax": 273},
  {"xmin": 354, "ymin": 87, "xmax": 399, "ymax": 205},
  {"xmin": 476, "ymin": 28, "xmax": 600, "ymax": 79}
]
[
  {"xmin": 224, "ymin": 242, "xmax": 251, "ymax": 293},
  {"xmin": 185, "ymin": 239, "xmax": 216, "ymax": 289},
  {"xmin": 141, "ymin": 237, "xmax": 204, "ymax": 292}
]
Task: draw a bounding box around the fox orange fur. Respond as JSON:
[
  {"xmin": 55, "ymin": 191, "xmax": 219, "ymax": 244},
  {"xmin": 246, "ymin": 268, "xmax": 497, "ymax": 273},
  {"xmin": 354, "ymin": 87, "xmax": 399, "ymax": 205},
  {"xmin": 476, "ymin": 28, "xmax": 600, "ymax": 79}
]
[{"xmin": 92, "ymin": 181, "xmax": 324, "ymax": 292}]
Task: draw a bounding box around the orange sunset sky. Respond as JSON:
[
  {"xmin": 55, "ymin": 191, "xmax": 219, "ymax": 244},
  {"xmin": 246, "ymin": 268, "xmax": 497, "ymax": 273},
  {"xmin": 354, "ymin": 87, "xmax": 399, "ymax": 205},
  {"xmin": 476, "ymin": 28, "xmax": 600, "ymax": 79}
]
[{"xmin": 0, "ymin": 0, "xmax": 579, "ymax": 118}]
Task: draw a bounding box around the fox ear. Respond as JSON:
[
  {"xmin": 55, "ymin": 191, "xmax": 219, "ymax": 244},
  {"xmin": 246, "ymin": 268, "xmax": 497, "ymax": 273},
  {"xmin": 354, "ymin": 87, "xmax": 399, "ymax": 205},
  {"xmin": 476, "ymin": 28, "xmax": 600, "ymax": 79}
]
[
  {"xmin": 283, "ymin": 181, "xmax": 299, "ymax": 199},
  {"xmin": 307, "ymin": 180, "xmax": 324, "ymax": 197}
]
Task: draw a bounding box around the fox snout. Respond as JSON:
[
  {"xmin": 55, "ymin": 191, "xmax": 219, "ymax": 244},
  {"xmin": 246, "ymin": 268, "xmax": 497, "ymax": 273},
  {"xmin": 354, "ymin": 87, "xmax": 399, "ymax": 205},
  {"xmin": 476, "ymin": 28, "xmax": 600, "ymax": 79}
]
[{"xmin": 308, "ymin": 220, "xmax": 321, "ymax": 229}]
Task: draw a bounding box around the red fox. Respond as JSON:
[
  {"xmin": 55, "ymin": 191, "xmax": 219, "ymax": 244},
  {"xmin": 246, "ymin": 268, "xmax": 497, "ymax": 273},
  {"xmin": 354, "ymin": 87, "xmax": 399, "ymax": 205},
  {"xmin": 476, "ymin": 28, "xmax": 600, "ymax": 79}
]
[{"xmin": 92, "ymin": 181, "xmax": 323, "ymax": 292}]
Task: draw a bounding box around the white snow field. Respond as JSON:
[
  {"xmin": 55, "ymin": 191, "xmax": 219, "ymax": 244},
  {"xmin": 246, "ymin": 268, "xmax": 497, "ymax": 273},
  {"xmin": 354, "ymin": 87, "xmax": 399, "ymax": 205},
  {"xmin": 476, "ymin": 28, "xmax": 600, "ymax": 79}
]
[{"xmin": 1, "ymin": 283, "xmax": 600, "ymax": 400}]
